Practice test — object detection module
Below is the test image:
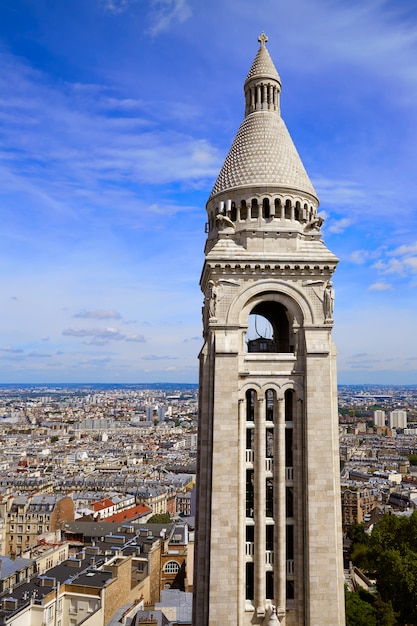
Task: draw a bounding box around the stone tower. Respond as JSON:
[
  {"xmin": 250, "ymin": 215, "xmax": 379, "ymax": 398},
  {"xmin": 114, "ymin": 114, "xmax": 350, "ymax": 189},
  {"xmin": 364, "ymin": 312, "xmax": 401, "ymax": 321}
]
[{"xmin": 192, "ymin": 35, "xmax": 345, "ymax": 626}]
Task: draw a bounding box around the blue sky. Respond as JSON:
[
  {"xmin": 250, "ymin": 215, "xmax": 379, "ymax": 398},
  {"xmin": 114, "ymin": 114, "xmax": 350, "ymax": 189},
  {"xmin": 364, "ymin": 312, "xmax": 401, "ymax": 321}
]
[{"xmin": 0, "ymin": 0, "xmax": 416, "ymax": 384}]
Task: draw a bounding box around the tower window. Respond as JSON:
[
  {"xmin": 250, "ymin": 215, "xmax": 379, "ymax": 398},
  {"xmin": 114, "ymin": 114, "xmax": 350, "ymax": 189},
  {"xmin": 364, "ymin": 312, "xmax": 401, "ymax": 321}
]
[
  {"xmin": 262, "ymin": 198, "xmax": 270, "ymax": 218},
  {"xmin": 266, "ymin": 571, "xmax": 274, "ymax": 600},
  {"xmin": 285, "ymin": 428, "xmax": 293, "ymax": 468},
  {"xmin": 251, "ymin": 199, "xmax": 259, "ymax": 219},
  {"xmin": 246, "ymin": 469, "xmax": 254, "ymax": 518},
  {"xmin": 266, "ymin": 389, "xmax": 274, "ymax": 421},
  {"xmin": 231, "ymin": 202, "xmax": 237, "ymax": 221},
  {"xmin": 266, "ymin": 478, "xmax": 273, "ymax": 517},
  {"xmin": 246, "ymin": 562, "xmax": 254, "ymax": 600},
  {"xmin": 246, "ymin": 389, "xmax": 256, "ymax": 421},
  {"xmin": 285, "ymin": 389, "xmax": 294, "ymax": 421},
  {"xmin": 286, "ymin": 487, "xmax": 294, "ymax": 518}
]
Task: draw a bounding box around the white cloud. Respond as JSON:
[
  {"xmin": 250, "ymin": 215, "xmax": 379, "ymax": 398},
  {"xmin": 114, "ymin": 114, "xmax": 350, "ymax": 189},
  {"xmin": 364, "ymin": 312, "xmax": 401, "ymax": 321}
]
[
  {"xmin": 372, "ymin": 258, "xmax": 407, "ymax": 276},
  {"xmin": 62, "ymin": 327, "xmax": 126, "ymax": 341},
  {"xmin": 350, "ymin": 250, "xmax": 369, "ymax": 265},
  {"xmin": 73, "ymin": 309, "xmax": 122, "ymax": 320},
  {"xmin": 327, "ymin": 218, "xmax": 351, "ymax": 234},
  {"xmin": 147, "ymin": 0, "xmax": 192, "ymax": 36},
  {"xmin": 389, "ymin": 242, "xmax": 417, "ymax": 256},
  {"xmin": 141, "ymin": 354, "xmax": 178, "ymax": 360},
  {"xmin": 0, "ymin": 346, "xmax": 23, "ymax": 353},
  {"xmin": 125, "ymin": 334, "xmax": 146, "ymax": 342},
  {"xmin": 99, "ymin": 0, "xmax": 135, "ymax": 14},
  {"xmin": 368, "ymin": 281, "xmax": 392, "ymax": 291}
]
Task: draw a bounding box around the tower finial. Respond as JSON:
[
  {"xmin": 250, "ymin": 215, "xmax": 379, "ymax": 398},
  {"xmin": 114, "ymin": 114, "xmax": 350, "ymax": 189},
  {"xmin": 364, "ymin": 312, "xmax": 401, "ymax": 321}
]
[{"xmin": 258, "ymin": 32, "xmax": 268, "ymax": 47}]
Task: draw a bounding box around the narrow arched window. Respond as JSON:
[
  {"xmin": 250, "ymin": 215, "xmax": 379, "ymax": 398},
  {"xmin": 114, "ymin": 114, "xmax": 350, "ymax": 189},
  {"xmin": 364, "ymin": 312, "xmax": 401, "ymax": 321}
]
[
  {"xmin": 246, "ymin": 389, "xmax": 256, "ymax": 421},
  {"xmin": 285, "ymin": 389, "xmax": 294, "ymax": 422},
  {"xmin": 262, "ymin": 198, "xmax": 270, "ymax": 219},
  {"xmin": 231, "ymin": 202, "xmax": 237, "ymax": 222}
]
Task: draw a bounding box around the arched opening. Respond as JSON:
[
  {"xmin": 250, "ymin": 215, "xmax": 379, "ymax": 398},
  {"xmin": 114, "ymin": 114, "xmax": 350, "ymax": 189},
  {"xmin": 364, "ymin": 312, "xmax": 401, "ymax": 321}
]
[
  {"xmin": 285, "ymin": 199, "xmax": 291, "ymax": 220},
  {"xmin": 262, "ymin": 198, "xmax": 270, "ymax": 219},
  {"xmin": 240, "ymin": 200, "xmax": 247, "ymax": 220},
  {"xmin": 295, "ymin": 201, "xmax": 300, "ymax": 221},
  {"xmin": 251, "ymin": 198, "xmax": 259, "ymax": 219},
  {"xmin": 231, "ymin": 202, "xmax": 237, "ymax": 222},
  {"xmin": 246, "ymin": 301, "xmax": 293, "ymax": 353},
  {"xmin": 275, "ymin": 198, "xmax": 281, "ymax": 218},
  {"xmin": 285, "ymin": 389, "xmax": 294, "ymax": 421}
]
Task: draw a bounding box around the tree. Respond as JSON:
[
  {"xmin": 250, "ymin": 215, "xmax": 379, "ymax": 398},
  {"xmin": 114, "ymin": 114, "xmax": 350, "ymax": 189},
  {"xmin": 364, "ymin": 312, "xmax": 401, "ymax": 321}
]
[
  {"xmin": 345, "ymin": 587, "xmax": 376, "ymax": 626},
  {"xmin": 362, "ymin": 511, "xmax": 417, "ymax": 624}
]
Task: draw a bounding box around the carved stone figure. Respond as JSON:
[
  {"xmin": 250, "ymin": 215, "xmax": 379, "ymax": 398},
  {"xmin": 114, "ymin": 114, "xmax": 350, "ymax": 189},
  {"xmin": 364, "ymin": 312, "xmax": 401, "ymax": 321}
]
[
  {"xmin": 304, "ymin": 215, "xmax": 324, "ymax": 231},
  {"xmin": 215, "ymin": 213, "xmax": 235, "ymax": 230},
  {"xmin": 323, "ymin": 280, "xmax": 335, "ymax": 319}
]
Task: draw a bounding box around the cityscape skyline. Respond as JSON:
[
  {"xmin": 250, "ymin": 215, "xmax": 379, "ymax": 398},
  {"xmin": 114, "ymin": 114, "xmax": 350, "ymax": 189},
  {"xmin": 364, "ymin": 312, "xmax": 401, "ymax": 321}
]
[{"xmin": 0, "ymin": 0, "xmax": 417, "ymax": 384}]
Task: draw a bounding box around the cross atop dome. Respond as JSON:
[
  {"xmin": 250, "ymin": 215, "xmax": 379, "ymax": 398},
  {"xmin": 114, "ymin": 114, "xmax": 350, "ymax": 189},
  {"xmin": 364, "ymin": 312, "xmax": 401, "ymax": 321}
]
[{"xmin": 258, "ymin": 32, "xmax": 268, "ymax": 46}]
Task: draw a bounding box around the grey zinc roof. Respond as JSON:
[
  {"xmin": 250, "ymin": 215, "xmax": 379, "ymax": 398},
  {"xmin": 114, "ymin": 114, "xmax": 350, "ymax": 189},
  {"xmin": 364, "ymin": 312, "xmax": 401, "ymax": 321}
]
[{"xmin": 210, "ymin": 111, "xmax": 317, "ymax": 199}]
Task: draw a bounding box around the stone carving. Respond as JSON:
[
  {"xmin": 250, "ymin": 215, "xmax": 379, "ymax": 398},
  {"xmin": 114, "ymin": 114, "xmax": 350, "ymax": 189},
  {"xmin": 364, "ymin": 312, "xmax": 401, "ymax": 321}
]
[
  {"xmin": 203, "ymin": 281, "xmax": 218, "ymax": 328},
  {"xmin": 262, "ymin": 604, "xmax": 281, "ymax": 625},
  {"xmin": 215, "ymin": 213, "xmax": 235, "ymax": 230},
  {"xmin": 304, "ymin": 215, "xmax": 324, "ymax": 232},
  {"xmin": 323, "ymin": 280, "xmax": 335, "ymax": 320}
]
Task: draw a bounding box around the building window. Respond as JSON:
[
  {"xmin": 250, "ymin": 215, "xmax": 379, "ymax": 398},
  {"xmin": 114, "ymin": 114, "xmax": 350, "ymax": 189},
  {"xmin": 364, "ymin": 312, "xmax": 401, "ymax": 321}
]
[
  {"xmin": 266, "ymin": 571, "xmax": 274, "ymax": 599},
  {"xmin": 246, "ymin": 389, "xmax": 256, "ymax": 421},
  {"xmin": 164, "ymin": 560, "xmax": 180, "ymax": 574},
  {"xmin": 266, "ymin": 389, "xmax": 274, "ymax": 421},
  {"xmin": 246, "ymin": 469, "xmax": 254, "ymax": 518},
  {"xmin": 285, "ymin": 389, "xmax": 294, "ymax": 421},
  {"xmin": 246, "ymin": 562, "xmax": 254, "ymax": 600},
  {"xmin": 266, "ymin": 478, "xmax": 273, "ymax": 517}
]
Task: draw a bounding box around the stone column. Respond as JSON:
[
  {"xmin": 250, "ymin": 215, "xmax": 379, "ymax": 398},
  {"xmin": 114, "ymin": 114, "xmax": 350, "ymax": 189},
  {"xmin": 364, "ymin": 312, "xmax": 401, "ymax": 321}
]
[
  {"xmin": 275, "ymin": 397, "xmax": 286, "ymax": 621},
  {"xmin": 255, "ymin": 396, "xmax": 266, "ymax": 615}
]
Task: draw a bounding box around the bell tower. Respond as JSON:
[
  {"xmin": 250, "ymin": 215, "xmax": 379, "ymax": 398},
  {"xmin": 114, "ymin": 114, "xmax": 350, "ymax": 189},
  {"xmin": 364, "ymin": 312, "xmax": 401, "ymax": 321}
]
[{"xmin": 193, "ymin": 35, "xmax": 345, "ymax": 626}]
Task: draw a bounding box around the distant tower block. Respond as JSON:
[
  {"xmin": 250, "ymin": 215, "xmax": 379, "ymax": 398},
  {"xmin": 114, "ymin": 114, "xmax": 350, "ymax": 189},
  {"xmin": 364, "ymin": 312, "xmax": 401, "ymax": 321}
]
[
  {"xmin": 193, "ymin": 35, "xmax": 345, "ymax": 626},
  {"xmin": 374, "ymin": 410, "xmax": 386, "ymax": 427},
  {"xmin": 389, "ymin": 410, "xmax": 407, "ymax": 429}
]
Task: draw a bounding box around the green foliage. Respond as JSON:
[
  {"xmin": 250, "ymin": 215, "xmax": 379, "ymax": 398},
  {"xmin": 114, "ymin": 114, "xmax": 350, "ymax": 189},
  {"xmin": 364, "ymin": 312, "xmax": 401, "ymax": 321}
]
[
  {"xmin": 350, "ymin": 522, "xmax": 370, "ymax": 546},
  {"xmin": 50, "ymin": 435, "xmax": 59, "ymax": 443},
  {"xmin": 147, "ymin": 513, "xmax": 171, "ymax": 523},
  {"xmin": 345, "ymin": 587, "xmax": 376, "ymax": 626},
  {"xmin": 345, "ymin": 587, "xmax": 396, "ymax": 626},
  {"xmin": 408, "ymin": 453, "xmax": 417, "ymax": 466},
  {"xmin": 358, "ymin": 511, "xmax": 417, "ymax": 624}
]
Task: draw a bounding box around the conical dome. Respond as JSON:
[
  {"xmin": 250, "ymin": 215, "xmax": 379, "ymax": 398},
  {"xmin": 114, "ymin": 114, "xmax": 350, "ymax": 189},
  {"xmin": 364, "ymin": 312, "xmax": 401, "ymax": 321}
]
[
  {"xmin": 209, "ymin": 34, "xmax": 318, "ymax": 203},
  {"xmin": 245, "ymin": 33, "xmax": 281, "ymax": 86}
]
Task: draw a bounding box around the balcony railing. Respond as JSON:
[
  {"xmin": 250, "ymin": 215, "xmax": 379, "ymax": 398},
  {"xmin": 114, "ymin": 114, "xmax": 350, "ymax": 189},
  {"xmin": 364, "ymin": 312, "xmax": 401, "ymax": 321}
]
[
  {"xmin": 285, "ymin": 467, "xmax": 294, "ymax": 482},
  {"xmin": 286, "ymin": 559, "xmax": 294, "ymax": 575},
  {"xmin": 246, "ymin": 449, "xmax": 254, "ymax": 464},
  {"xmin": 245, "ymin": 541, "xmax": 254, "ymax": 557}
]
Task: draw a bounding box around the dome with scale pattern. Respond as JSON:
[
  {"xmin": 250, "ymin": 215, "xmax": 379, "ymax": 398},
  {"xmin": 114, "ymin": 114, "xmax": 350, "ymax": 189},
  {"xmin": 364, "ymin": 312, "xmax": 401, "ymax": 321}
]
[{"xmin": 209, "ymin": 35, "xmax": 318, "ymax": 202}]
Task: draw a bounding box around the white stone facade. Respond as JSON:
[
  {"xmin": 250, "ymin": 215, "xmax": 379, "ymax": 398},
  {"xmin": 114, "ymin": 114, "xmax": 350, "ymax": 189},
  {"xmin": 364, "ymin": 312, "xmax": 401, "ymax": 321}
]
[{"xmin": 193, "ymin": 35, "xmax": 345, "ymax": 625}]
